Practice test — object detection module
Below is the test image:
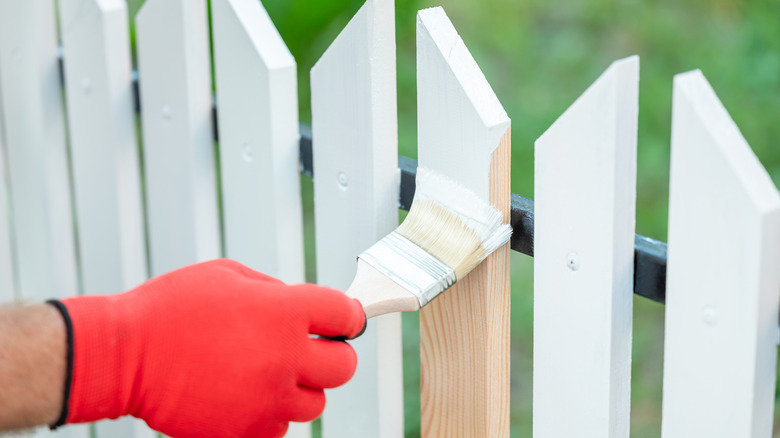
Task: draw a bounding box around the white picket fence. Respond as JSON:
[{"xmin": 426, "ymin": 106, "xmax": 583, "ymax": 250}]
[{"xmin": 0, "ymin": 1, "xmax": 778, "ymax": 438}]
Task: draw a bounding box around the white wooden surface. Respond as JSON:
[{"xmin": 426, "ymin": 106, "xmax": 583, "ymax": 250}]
[
  {"xmin": 311, "ymin": 0, "xmax": 403, "ymax": 436},
  {"xmin": 416, "ymin": 7, "xmax": 511, "ymax": 436},
  {"xmin": 0, "ymin": 80, "xmax": 14, "ymax": 303},
  {"xmin": 533, "ymin": 57, "xmax": 638, "ymax": 438},
  {"xmin": 0, "ymin": 0, "xmax": 79, "ymax": 304},
  {"xmin": 136, "ymin": 0, "xmax": 220, "ymax": 277},
  {"xmin": 211, "ymin": 0, "xmax": 304, "ymax": 283},
  {"xmin": 58, "ymin": 1, "xmax": 154, "ymax": 437},
  {"xmin": 661, "ymin": 70, "xmax": 780, "ymax": 438}
]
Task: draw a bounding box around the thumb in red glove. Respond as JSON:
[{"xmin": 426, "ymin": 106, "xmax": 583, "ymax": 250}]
[{"xmin": 48, "ymin": 259, "xmax": 365, "ymax": 438}]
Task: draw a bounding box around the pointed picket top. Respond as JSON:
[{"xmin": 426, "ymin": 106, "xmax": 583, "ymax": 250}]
[
  {"xmin": 211, "ymin": 0, "xmax": 304, "ymax": 287},
  {"xmin": 416, "ymin": 6, "xmax": 510, "ymax": 201},
  {"xmin": 416, "ymin": 7, "xmax": 512, "ymax": 437},
  {"xmin": 661, "ymin": 70, "xmax": 780, "ymax": 438},
  {"xmin": 311, "ymin": 0, "xmax": 403, "ymax": 437},
  {"xmin": 534, "ymin": 56, "xmax": 639, "ymax": 438}
]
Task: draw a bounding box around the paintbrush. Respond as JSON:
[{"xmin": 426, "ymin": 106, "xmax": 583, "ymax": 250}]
[{"xmin": 345, "ymin": 167, "xmax": 512, "ymax": 328}]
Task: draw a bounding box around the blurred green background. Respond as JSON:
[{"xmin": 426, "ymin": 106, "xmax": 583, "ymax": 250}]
[{"xmin": 124, "ymin": 0, "xmax": 779, "ymax": 436}]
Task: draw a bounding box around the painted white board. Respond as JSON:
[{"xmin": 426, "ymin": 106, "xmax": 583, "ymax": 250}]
[
  {"xmin": 0, "ymin": 0, "xmax": 79, "ymax": 303},
  {"xmin": 211, "ymin": 0, "xmax": 304, "ymax": 284},
  {"xmin": 661, "ymin": 70, "xmax": 780, "ymax": 438},
  {"xmin": 416, "ymin": 7, "xmax": 512, "ymax": 436},
  {"xmin": 136, "ymin": 0, "xmax": 220, "ymax": 277},
  {"xmin": 0, "ymin": 74, "xmax": 14, "ymax": 303},
  {"xmin": 57, "ymin": 1, "xmax": 154, "ymax": 437},
  {"xmin": 533, "ymin": 57, "xmax": 638, "ymax": 438},
  {"xmin": 311, "ymin": 0, "xmax": 403, "ymax": 436}
]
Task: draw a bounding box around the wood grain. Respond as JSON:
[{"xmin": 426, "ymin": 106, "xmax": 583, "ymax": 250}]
[
  {"xmin": 416, "ymin": 9, "xmax": 511, "ymax": 433},
  {"xmin": 420, "ymin": 130, "xmax": 510, "ymax": 437}
]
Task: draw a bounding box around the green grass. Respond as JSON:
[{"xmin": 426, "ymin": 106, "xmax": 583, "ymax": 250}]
[{"xmin": 125, "ymin": 0, "xmax": 780, "ymax": 436}]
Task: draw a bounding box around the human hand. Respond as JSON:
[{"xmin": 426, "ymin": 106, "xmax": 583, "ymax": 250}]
[{"xmin": 53, "ymin": 259, "xmax": 365, "ymax": 438}]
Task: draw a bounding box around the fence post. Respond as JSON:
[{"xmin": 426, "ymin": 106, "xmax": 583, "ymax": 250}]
[
  {"xmin": 57, "ymin": 1, "xmax": 153, "ymax": 437},
  {"xmin": 416, "ymin": 7, "xmax": 511, "ymax": 437},
  {"xmin": 661, "ymin": 70, "xmax": 780, "ymax": 438},
  {"xmin": 311, "ymin": 0, "xmax": 403, "ymax": 436},
  {"xmin": 533, "ymin": 56, "xmax": 638, "ymax": 438},
  {"xmin": 0, "ymin": 82, "xmax": 13, "ymax": 303},
  {"xmin": 136, "ymin": 0, "xmax": 220, "ymax": 276}
]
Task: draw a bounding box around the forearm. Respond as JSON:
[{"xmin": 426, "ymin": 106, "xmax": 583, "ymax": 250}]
[{"xmin": 0, "ymin": 302, "xmax": 66, "ymax": 431}]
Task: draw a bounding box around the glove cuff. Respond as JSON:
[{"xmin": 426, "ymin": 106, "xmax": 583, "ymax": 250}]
[
  {"xmin": 57, "ymin": 294, "xmax": 139, "ymax": 424},
  {"xmin": 45, "ymin": 300, "xmax": 74, "ymax": 430}
]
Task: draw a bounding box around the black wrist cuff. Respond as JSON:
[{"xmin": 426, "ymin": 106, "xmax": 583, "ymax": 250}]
[{"xmin": 45, "ymin": 299, "xmax": 73, "ymax": 430}]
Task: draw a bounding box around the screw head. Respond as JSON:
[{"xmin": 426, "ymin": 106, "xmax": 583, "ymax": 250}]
[{"xmin": 566, "ymin": 252, "xmax": 580, "ymax": 271}]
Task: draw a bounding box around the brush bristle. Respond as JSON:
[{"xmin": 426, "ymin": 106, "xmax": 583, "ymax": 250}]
[{"xmin": 395, "ymin": 167, "xmax": 512, "ymax": 280}]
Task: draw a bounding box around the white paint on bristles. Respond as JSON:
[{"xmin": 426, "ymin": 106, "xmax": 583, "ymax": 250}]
[
  {"xmin": 136, "ymin": 0, "xmax": 221, "ymax": 276},
  {"xmin": 311, "ymin": 0, "xmax": 403, "ymax": 436},
  {"xmin": 661, "ymin": 70, "xmax": 780, "ymax": 438},
  {"xmin": 533, "ymin": 56, "xmax": 638, "ymax": 438},
  {"xmin": 211, "ymin": 0, "xmax": 305, "ymax": 285},
  {"xmin": 410, "ymin": 167, "xmax": 511, "ymax": 255}
]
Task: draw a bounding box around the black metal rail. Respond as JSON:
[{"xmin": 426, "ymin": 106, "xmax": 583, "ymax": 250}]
[{"xmin": 58, "ymin": 52, "xmax": 669, "ymax": 304}]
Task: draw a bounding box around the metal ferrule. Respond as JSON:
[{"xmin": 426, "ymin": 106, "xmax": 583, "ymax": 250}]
[{"xmin": 358, "ymin": 232, "xmax": 456, "ymax": 307}]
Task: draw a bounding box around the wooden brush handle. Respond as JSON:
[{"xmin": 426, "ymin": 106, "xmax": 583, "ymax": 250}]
[{"xmin": 346, "ymin": 259, "xmax": 421, "ymax": 319}]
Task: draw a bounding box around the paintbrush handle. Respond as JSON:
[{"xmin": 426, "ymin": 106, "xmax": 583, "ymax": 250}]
[{"xmin": 346, "ymin": 259, "xmax": 421, "ymax": 319}]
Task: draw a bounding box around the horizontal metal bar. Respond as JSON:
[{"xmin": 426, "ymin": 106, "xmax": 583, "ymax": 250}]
[{"xmin": 57, "ymin": 48, "xmax": 668, "ymax": 304}]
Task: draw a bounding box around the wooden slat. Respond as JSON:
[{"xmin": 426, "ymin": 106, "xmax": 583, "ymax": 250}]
[
  {"xmin": 57, "ymin": 1, "xmax": 154, "ymax": 437},
  {"xmin": 661, "ymin": 70, "xmax": 780, "ymax": 438},
  {"xmin": 211, "ymin": 0, "xmax": 304, "ymax": 283},
  {"xmin": 311, "ymin": 0, "xmax": 403, "ymax": 436},
  {"xmin": 416, "ymin": 8, "xmax": 511, "ymax": 437},
  {"xmin": 0, "ymin": 80, "xmax": 14, "ymax": 303},
  {"xmin": 533, "ymin": 56, "xmax": 639, "ymax": 438},
  {"xmin": 136, "ymin": 0, "xmax": 220, "ymax": 277},
  {"xmin": 0, "ymin": 2, "xmax": 90, "ymax": 436},
  {"xmin": 0, "ymin": 0, "xmax": 78, "ymax": 303}
]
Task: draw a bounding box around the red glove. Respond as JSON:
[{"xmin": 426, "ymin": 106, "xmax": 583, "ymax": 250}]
[{"xmin": 49, "ymin": 259, "xmax": 365, "ymax": 438}]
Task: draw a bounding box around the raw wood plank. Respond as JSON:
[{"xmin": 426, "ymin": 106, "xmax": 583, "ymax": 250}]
[
  {"xmin": 58, "ymin": 2, "xmax": 155, "ymax": 437},
  {"xmin": 533, "ymin": 56, "xmax": 639, "ymax": 438},
  {"xmin": 136, "ymin": 0, "xmax": 220, "ymax": 276},
  {"xmin": 211, "ymin": 0, "xmax": 304, "ymax": 284},
  {"xmin": 416, "ymin": 7, "xmax": 511, "ymax": 437},
  {"xmin": 311, "ymin": 0, "xmax": 403, "ymax": 436},
  {"xmin": 661, "ymin": 70, "xmax": 780, "ymax": 438}
]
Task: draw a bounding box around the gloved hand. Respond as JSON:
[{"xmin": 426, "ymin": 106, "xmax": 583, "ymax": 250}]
[{"xmin": 50, "ymin": 259, "xmax": 365, "ymax": 438}]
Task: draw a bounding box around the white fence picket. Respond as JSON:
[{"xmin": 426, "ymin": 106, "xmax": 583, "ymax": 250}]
[
  {"xmin": 0, "ymin": 0, "xmax": 78, "ymax": 303},
  {"xmin": 0, "ymin": 2, "xmax": 89, "ymax": 436},
  {"xmin": 416, "ymin": 7, "xmax": 512, "ymax": 436},
  {"xmin": 57, "ymin": 1, "xmax": 153, "ymax": 437},
  {"xmin": 211, "ymin": 0, "xmax": 304, "ymax": 283},
  {"xmin": 661, "ymin": 70, "xmax": 780, "ymax": 438},
  {"xmin": 533, "ymin": 56, "xmax": 638, "ymax": 438},
  {"xmin": 311, "ymin": 0, "xmax": 403, "ymax": 436},
  {"xmin": 136, "ymin": 0, "xmax": 220, "ymax": 277},
  {"xmin": 0, "ymin": 82, "xmax": 14, "ymax": 303}
]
